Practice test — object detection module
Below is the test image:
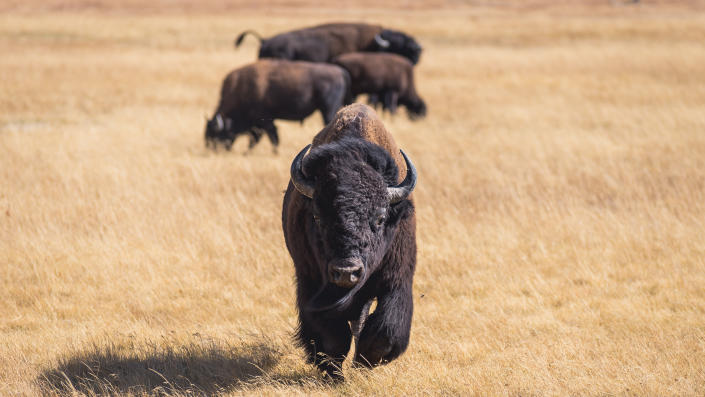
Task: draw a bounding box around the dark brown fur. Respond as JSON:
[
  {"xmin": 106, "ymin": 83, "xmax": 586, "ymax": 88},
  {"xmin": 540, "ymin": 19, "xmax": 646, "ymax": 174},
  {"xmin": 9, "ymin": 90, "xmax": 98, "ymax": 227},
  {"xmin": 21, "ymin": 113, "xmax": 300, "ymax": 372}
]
[
  {"xmin": 236, "ymin": 23, "xmax": 422, "ymax": 65},
  {"xmin": 205, "ymin": 59, "xmax": 349, "ymax": 151},
  {"xmin": 282, "ymin": 104, "xmax": 417, "ymax": 379},
  {"xmin": 334, "ymin": 53, "xmax": 427, "ymax": 119}
]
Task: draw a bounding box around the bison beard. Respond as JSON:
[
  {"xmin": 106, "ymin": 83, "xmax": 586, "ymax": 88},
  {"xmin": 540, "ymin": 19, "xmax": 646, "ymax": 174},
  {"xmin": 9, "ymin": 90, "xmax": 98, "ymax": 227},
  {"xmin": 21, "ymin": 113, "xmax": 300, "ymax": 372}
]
[{"xmin": 282, "ymin": 130, "xmax": 417, "ymax": 380}]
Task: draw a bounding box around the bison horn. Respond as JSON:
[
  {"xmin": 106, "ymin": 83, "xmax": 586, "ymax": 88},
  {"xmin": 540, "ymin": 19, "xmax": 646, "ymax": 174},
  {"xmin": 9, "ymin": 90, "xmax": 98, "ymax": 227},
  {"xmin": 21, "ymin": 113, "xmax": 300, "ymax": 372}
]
[
  {"xmin": 214, "ymin": 113, "xmax": 225, "ymax": 131},
  {"xmin": 374, "ymin": 34, "xmax": 390, "ymax": 48},
  {"xmin": 387, "ymin": 149, "xmax": 417, "ymax": 204},
  {"xmin": 291, "ymin": 144, "xmax": 315, "ymax": 199}
]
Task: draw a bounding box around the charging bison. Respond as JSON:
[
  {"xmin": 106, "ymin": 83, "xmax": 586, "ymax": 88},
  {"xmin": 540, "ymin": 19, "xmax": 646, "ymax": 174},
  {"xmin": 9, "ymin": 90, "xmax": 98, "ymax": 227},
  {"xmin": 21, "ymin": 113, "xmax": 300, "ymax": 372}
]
[
  {"xmin": 205, "ymin": 59, "xmax": 350, "ymax": 152},
  {"xmin": 236, "ymin": 22, "xmax": 422, "ymax": 65},
  {"xmin": 282, "ymin": 103, "xmax": 418, "ymax": 380},
  {"xmin": 334, "ymin": 52, "xmax": 427, "ymax": 120}
]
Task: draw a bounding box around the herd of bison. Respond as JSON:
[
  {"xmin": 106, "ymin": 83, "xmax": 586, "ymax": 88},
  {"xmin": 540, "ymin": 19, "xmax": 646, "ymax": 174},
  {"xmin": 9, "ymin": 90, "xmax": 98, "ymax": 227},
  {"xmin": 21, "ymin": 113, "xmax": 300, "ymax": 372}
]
[
  {"xmin": 204, "ymin": 22, "xmax": 426, "ymax": 152},
  {"xmin": 203, "ymin": 22, "xmax": 425, "ymax": 380}
]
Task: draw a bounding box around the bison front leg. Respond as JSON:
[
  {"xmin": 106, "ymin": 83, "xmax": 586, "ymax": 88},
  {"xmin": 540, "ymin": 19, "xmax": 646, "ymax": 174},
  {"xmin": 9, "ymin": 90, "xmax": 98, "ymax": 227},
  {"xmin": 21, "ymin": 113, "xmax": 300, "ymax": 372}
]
[
  {"xmin": 354, "ymin": 283, "xmax": 413, "ymax": 367},
  {"xmin": 297, "ymin": 310, "xmax": 352, "ymax": 380},
  {"xmin": 245, "ymin": 129, "xmax": 263, "ymax": 153}
]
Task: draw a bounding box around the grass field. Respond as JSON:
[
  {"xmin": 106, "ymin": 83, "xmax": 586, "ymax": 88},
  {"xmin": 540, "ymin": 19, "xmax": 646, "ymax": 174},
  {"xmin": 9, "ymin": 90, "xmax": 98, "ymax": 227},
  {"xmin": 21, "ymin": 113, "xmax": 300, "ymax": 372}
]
[{"xmin": 2, "ymin": 1, "xmax": 705, "ymax": 395}]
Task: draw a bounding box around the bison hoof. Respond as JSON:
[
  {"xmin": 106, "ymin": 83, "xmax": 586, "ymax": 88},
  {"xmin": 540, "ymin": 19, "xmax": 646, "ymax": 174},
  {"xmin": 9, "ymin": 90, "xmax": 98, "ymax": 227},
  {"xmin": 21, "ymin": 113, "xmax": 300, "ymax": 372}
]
[
  {"xmin": 316, "ymin": 358, "xmax": 345, "ymax": 382},
  {"xmin": 354, "ymin": 341, "xmax": 393, "ymax": 368},
  {"xmin": 324, "ymin": 368, "xmax": 345, "ymax": 382}
]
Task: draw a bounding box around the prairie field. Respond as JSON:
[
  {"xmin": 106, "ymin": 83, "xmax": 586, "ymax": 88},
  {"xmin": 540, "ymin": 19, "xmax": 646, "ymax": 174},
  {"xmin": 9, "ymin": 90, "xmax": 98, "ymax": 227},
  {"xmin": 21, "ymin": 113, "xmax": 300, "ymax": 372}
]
[{"xmin": 2, "ymin": 1, "xmax": 705, "ymax": 395}]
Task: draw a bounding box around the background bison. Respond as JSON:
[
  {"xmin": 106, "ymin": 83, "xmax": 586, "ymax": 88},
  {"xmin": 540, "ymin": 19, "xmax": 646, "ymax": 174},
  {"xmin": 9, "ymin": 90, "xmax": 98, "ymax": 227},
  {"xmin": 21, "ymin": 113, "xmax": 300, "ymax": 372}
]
[
  {"xmin": 334, "ymin": 52, "xmax": 427, "ymax": 120},
  {"xmin": 205, "ymin": 59, "xmax": 350, "ymax": 152},
  {"xmin": 235, "ymin": 22, "xmax": 422, "ymax": 65},
  {"xmin": 282, "ymin": 104, "xmax": 418, "ymax": 379},
  {"xmin": 9, "ymin": 3, "xmax": 703, "ymax": 395}
]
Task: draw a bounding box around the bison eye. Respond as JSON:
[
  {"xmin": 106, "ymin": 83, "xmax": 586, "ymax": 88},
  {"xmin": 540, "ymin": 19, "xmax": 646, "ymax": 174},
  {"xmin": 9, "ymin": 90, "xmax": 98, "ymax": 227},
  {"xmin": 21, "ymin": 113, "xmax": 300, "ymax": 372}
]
[{"xmin": 375, "ymin": 215, "xmax": 386, "ymax": 228}]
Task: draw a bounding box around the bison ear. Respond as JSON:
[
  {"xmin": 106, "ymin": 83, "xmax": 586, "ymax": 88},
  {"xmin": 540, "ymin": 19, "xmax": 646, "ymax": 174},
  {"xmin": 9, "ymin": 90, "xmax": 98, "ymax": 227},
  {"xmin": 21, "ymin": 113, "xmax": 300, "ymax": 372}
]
[{"xmin": 387, "ymin": 199, "xmax": 414, "ymax": 230}]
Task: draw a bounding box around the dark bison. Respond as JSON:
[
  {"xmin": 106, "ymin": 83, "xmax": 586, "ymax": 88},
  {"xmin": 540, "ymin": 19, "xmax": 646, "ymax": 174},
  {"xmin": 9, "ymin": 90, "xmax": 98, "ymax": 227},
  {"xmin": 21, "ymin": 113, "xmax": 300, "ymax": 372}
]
[
  {"xmin": 282, "ymin": 103, "xmax": 418, "ymax": 380},
  {"xmin": 334, "ymin": 52, "xmax": 427, "ymax": 120},
  {"xmin": 205, "ymin": 59, "xmax": 350, "ymax": 152},
  {"xmin": 235, "ymin": 22, "xmax": 422, "ymax": 65}
]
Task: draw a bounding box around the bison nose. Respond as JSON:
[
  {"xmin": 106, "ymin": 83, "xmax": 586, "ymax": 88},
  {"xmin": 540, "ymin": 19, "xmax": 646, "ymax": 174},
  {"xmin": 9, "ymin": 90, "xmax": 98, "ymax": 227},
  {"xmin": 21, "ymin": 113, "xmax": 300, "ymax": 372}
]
[{"xmin": 329, "ymin": 259, "xmax": 364, "ymax": 288}]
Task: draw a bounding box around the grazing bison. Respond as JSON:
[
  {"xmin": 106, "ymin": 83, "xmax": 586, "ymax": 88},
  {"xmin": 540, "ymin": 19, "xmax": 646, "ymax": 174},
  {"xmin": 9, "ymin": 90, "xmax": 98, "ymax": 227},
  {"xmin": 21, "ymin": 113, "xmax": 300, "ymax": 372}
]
[
  {"xmin": 334, "ymin": 53, "xmax": 427, "ymax": 120},
  {"xmin": 205, "ymin": 59, "xmax": 350, "ymax": 152},
  {"xmin": 282, "ymin": 103, "xmax": 418, "ymax": 380},
  {"xmin": 235, "ymin": 23, "xmax": 422, "ymax": 65}
]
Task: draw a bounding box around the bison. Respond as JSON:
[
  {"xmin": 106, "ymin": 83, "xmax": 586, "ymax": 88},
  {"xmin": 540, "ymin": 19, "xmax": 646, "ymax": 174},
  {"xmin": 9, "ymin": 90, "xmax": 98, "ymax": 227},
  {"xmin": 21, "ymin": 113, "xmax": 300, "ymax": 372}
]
[
  {"xmin": 282, "ymin": 103, "xmax": 418, "ymax": 380},
  {"xmin": 334, "ymin": 52, "xmax": 427, "ymax": 120},
  {"xmin": 235, "ymin": 22, "xmax": 422, "ymax": 65},
  {"xmin": 205, "ymin": 59, "xmax": 350, "ymax": 152}
]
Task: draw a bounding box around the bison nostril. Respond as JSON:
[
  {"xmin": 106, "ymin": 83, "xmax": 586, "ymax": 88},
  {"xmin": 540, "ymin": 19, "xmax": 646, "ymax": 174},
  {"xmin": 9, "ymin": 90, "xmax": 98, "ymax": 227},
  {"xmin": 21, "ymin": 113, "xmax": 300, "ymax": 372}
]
[{"xmin": 329, "ymin": 262, "xmax": 364, "ymax": 287}]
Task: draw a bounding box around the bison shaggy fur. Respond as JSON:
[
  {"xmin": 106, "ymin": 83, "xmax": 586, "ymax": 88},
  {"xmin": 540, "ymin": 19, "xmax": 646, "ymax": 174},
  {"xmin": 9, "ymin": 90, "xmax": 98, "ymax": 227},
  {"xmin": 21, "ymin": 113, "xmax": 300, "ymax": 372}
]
[
  {"xmin": 205, "ymin": 59, "xmax": 350, "ymax": 152},
  {"xmin": 282, "ymin": 104, "xmax": 418, "ymax": 379},
  {"xmin": 334, "ymin": 52, "xmax": 427, "ymax": 120},
  {"xmin": 236, "ymin": 23, "xmax": 422, "ymax": 65}
]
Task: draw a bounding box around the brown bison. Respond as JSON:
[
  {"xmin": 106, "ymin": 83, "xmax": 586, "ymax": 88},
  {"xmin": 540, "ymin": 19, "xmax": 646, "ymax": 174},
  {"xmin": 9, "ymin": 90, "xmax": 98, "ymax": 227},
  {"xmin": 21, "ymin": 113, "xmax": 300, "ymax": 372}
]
[
  {"xmin": 236, "ymin": 22, "xmax": 422, "ymax": 65},
  {"xmin": 282, "ymin": 103, "xmax": 418, "ymax": 380},
  {"xmin": 205, "ymin": 59, "xmax": 350, "ymax": 152},
  {"xmin": 334, "ymin": 52, "xmax": 427, "ymax": 120}
]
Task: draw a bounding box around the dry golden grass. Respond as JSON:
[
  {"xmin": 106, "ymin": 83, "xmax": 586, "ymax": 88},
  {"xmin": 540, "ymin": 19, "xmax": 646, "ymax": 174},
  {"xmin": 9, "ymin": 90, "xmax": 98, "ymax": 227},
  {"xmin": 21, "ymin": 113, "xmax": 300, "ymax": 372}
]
[{"xmin": 2, "ymin": 2, "xmax": 705, "ymax": 396}]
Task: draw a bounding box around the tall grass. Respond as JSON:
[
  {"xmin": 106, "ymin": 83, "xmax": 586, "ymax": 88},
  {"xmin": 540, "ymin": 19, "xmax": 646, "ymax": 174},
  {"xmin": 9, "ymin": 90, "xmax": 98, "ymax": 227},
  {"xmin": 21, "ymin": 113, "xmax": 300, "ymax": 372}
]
[{"xmin": 2, "ymin": 2, "xmax": 704, "ymax": 395}]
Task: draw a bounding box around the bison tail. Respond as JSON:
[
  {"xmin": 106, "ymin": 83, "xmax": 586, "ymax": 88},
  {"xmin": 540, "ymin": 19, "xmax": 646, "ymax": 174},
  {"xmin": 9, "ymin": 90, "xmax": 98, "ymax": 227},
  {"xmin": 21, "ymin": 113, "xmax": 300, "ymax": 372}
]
[{"xmin": 234, "ymin": 30, "xmax": 263, "ymax": 48}]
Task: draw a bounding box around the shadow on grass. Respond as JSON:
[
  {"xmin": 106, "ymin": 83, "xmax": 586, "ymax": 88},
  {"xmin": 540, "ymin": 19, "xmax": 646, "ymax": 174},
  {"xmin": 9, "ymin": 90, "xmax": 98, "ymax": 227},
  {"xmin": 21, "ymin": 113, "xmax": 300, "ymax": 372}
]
[{"xmin": 36, "ymin": 336, "xmax": 289, "ymax": 395}]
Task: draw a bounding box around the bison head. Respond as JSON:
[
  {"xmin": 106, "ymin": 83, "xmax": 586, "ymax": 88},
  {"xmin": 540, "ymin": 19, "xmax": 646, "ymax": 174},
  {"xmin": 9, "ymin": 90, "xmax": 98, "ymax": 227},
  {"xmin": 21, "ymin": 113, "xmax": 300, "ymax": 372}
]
[
  {"xmin": 403, "ymin": 97, "xmax": 427, "ymax": 120},
  {"xmin": 376, "ymin": 29, "xmax": 422, "ymax": 65},
  {"xmin": 204, "ymin": 113, "xmax": 232, "ymax": 150},
  {"xmin": 290, "ymin": 138, "xmax": 417, "ymax": 311}
]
